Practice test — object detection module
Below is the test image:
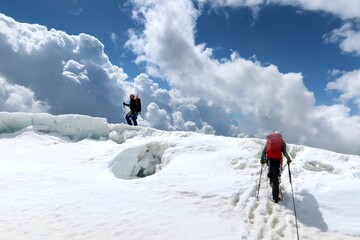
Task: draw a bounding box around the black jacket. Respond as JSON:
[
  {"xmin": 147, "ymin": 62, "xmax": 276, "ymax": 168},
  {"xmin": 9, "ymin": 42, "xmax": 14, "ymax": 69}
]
[{"xmin": 124, "ymin": 99, "xmax": 136, "ymax": 113}]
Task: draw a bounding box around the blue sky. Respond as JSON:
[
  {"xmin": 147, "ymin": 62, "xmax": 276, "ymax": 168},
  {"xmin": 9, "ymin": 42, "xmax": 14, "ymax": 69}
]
[{"xmin": 1, "ymin": 0, "xmax": 360, "ymax": 154}]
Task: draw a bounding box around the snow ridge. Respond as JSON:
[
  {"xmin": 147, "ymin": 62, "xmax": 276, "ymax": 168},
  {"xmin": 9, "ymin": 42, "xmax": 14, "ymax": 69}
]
[{"xmin": 0, "ymin": 112, "xmax": 360, "ymax": 239}]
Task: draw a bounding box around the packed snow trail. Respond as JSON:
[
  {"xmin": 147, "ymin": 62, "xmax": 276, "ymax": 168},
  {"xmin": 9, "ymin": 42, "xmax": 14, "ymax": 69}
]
[
  {"xmin": 230, "ymin": 143, "xmax": 360, "ymax": 240},
  {"xmin": 229, "ymin": 141, "xmax": 296, "ymax": 240}
]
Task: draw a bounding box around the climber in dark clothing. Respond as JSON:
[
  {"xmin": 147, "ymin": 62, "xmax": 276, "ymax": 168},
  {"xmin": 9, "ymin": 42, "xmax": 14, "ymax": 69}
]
[
  {"xmin": 123, "ymin": 94, "xmax": 138, "ymax": 126},
  {"xmin": 260, "ymin": 132, "xmax": 292, "ymax": 202}
]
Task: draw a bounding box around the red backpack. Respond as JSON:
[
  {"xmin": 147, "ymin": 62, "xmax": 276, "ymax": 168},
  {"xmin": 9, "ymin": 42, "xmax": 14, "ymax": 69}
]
[{"xmin": 266, "ymin": 132, "xmax": 283, "ymax": 160}]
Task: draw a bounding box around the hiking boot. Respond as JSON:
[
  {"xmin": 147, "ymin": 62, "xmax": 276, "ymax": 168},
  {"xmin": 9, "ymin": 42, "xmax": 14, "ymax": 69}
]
[{"xmin": 273, "ymin": 197, "xmax": 281, "ymax": 203}]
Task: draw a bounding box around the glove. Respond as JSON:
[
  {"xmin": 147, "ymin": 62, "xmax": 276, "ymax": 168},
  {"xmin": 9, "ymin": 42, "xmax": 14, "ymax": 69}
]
[
  {"xmin": 123, "ymin": 102, "xmax": 126, "ymax": 107},
  {"xmin": 260, "ymin": 158, "xmax": 266, "ymax": 164},
  {"xmin": 287, "ymin": 157, "xmax": 292, "ymax": 164}
]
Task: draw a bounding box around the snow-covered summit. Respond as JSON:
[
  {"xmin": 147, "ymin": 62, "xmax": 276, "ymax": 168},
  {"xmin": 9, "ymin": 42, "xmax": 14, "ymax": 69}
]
[{"xmin": 0, "ymin": 112, "xmax": 359, "ymax": 239}]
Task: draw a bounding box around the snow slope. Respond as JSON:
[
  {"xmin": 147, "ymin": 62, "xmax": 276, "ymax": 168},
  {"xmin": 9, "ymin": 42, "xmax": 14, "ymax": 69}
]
[{"xmin": 0, "ymin": 112, "xmax": 359, "ymax": 240}]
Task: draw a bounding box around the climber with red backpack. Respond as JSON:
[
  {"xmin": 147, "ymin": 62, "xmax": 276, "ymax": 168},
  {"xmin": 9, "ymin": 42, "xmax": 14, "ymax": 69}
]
[
  {"xmin": 260, "ymin": 132, "xmax": 292, "ymax": 203},
  {"xmin": 123, "ymin": 94, "xmax": 141, "ymax": 126}
]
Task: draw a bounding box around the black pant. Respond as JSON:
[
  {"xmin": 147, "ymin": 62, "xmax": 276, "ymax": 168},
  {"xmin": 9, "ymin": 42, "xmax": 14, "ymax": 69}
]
[
  {"xmin": 126, "ymin": 112, "xmax": 138, "ymax": 126},
  {"xmin": 267, "ymin": 159, "xmax": 281, "ymax": 200}
]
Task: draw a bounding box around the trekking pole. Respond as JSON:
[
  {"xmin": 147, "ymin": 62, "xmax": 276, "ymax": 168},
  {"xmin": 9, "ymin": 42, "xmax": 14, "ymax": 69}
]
[
  {"xmin": 256, "ymin": 164, "xmax": 263, "ymax": 199},
  {"xmin": 136, "ymin": 113, "xmax": 144, "ymax": 125},
  {"xmin": 123, "ymin": 110, "xmax": 126, "ymax": 124},
  {"xmin": 288, "ymin": 163, "xmax": 300, "ymax": 240},
  {"xmin": 122, "ymin": 105, "xmax": 128, "ymax": 124}
]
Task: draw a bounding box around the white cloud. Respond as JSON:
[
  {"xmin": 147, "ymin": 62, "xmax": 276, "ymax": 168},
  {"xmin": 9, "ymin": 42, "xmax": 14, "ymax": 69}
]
[
  {"xmin": 110, "ymin": 32, "xmax": 118, "ymax": 46},
  {"xmin": 326, "ymin": 70, "xmax": 360, "ymax": 109},
  {"xmin": 62, "ymin": 60, "xmax": 89, "ymax": 84},
  {"xmin": 0, "ymin": 13, "xmax": 128, "ymax": 123},
  {"xmin": 0, "ymin": 76, "xmax": 50, "ymax": 112},
  {"xmin": 125, "ymin": 0, "xmax": 360, "ymax": 155},
  {"xmin": 288, "ymin": 0, "xmax": 360, "ymax": 19},
  {"xmin": 314, "ymin": 104, "xmax": 360, "ymax": 154},
  {"xmin": 199, "ymin": 121, "xmax": 216, "ymax": 134},
  {"xmin": 127, "ymin": 0, "xmax": 316, "ymax": 130},
  {"xmin": 324, "ymin": 22, "xmax": 360, "ymax": 56},
  {"xmin": 131, "ymin": 73, "xmax": 213, "ymax": 133},
  {"xmin": 205, "ymin": 0, "xmax": 360, "ymax": 20},
  {"xmin": 145, "ymin": 102, "xmax": 173, "ymax": 130},
  {"xmin": 327, "ymin": 69, "xmax": 345, "ymax": 77}
]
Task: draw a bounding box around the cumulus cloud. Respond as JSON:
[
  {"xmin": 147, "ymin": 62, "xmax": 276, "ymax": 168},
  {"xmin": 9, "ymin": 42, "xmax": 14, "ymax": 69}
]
[
  {"xmin": 204, "ymin": 0, "xmax": 360, "ymax": 20},
  {"xmin": 313, "ymin": 104, "xmax": 360, "ymax": 154},
  {"xmin": 287, "ymin": 0, "xmax": 360, "ymax": 19},
  {"xmin": 0, "ymin": 76, "xmax": 50, "ymax": 112},
  {"xmin": 125, "ymin": 0, "xmax": 360, "ymax": 155},
  {"xmin": 127, "ymin": 0, "xmax": 315, "ymax": 129},
  {"xmin": 145, "ymin": 102, "xmax": 173, "ymax": 130},
  {"xmin": 62, "ymin": 60, "xmax": 89, "ymax": 84},
  {"xmin": 326, "ymin": 70, "xmax": 360, "ymax": 109},
  {"xmin": 324, "ymin": 22, "xmax": 360, "ymax": 56},
  {"xmin": 0, "ymin": 13, "xmax": 128, "ymax": 122},
  {"xmin": 131, "ymin": 73, "xmax": 215, "ymax": 133}
]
